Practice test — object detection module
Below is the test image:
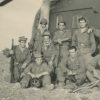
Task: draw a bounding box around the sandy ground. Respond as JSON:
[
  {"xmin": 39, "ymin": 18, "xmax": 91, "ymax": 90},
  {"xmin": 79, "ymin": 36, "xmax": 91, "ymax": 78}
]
[{"xmin": 0, "ymin": 52, "xmax": 100, "ymax": 100}]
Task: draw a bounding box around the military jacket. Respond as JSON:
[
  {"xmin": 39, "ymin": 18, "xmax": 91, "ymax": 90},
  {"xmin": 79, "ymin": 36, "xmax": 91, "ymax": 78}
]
[
  {"xmin": 14, "ymin": 46, "xmax": 31, "ymax": 64},
  {"xmin": 53, "ymin": 29, "xmax": 72, "ymax": 49},
  {"xmin": 41, "ymin": 43, "xmax": 58, "ymax": 62},
  {"xmin": 66, "ymin": 55, "xmax": 86, "ymax": 74},
  {"xmin": 72, "ymin": 29, "xmax": 96, "ymax": 54}
]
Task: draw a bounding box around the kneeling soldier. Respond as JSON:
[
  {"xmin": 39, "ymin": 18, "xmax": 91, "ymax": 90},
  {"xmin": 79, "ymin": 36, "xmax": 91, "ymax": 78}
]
[
  {"xmin": 20, "ymin": 52, "xmax": 54, "ymax": 90},
  {"xmin": 57, "ymin": 46, "xmax": 86, "ymax": 89}
]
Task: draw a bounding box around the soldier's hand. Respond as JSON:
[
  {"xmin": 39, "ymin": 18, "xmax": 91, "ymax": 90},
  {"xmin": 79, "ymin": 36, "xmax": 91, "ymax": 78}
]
[
  {"xmin": 49, "ymin": 61, "xmax": 53, "ymax": 66},
  {"xmin": 20, "ymin": 73, "xmax": 25, "ymax": 78},
  {"xmin": 67, "ymin": 70, "xmax": 73, "ymax": 75},
  {"xmin": 22, "ymin": 63, "xmax": 27, "ymax": 69},
  {"xmin": 10, "ymin": 50, "xmax": 14, "ymax": 55},
  {"xmin": 88, "ymin": 27, "xmax": 93, "ymax": 34},
  {"xmin": 35, "ymin": 74, "xmax": 41, "ymax": 78},
  {"xmin": 72, "ymin": 71, "xmax": 77, "ymax": 75},
  {"xmin": 32, "ymin": 74, "xmax": 36, "ymax": 78},
  {"xmin": 57, "ymin": 39, "xmax": 62, "ymax": 44}
]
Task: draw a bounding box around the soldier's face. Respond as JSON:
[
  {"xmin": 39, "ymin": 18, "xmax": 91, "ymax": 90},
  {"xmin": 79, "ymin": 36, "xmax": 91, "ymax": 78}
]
[
  {"xmin": 58, "ymin": 23, "xmax": 65, "ymax": 31},
  {"xmin": 79, "ymin": 20, "xmax": 87, "ymax": 28},
  {"xmin": 69, "ymin": 49, "xmax": 76, "ymax": 58},
  {"xmin": 20, "ymin": 41, "xmax": 26, "ymax": 48},
  {"xmin": 35, "ymin": 58, "xmax": 42, "ymax": 65},
  {"xmin": 41, "ymin": 24, "xmax": 46, "ymax": 29},
  {"xmin": 43, "ymin": 36, "xmax": 51, "ymax": 46}
]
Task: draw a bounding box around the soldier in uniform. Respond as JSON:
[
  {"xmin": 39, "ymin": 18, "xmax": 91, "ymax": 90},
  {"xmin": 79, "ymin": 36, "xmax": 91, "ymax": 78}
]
[
  {"xmin": 29, "ymin": 18, "xmax": 48, "ymax": 52},
  {"xmin": 41, "ymin": 31, "xmax": 58, "ymax": 83},
  {"xmin": 56, "ymin": 46, "xmax": 86, "ymax": 88},
  {"xmin": 20, "ymin": 52, "xmax": 54, "ymax": 90},
  {"xmin": 53, "ymin": 20, "xmax": 72, "ymax": 71},
  {"xmin": 41, "ymin": 31, "xmax": 58, "ymax": 70},
  {"xmin": 10, "ymin": 36, "xmax": 31, "ymax": 82},
  {"xmin": 72, "ymin": 17, "xmax": 96, "ymax": 69}
]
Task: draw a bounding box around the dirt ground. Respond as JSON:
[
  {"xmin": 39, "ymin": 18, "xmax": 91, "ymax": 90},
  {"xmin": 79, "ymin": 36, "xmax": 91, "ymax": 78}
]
[{"xmin": 0, "ymin": 53, "xmax": 100, "ymax": 100}]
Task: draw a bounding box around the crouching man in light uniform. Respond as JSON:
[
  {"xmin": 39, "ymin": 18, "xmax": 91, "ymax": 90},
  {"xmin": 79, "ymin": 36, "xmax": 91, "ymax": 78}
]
[{"xmin": 20, "ymin": 52, "xmax": 54, "ymax": 90}]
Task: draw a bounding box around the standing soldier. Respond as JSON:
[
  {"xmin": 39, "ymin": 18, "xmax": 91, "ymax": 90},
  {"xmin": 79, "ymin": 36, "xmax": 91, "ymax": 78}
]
[
  {"xmin": 53, "ymin": 19, "xmax": 72, "ymax": 71},
  {"xmin": 57, "ymin": 46, "xmax": 86, "ymax": 89},
  {"xmin": 41, "ymin": 31, "xmax": 58, "ymax": 83},
  {"xmin": 72, "ymin": 17, "xmax": 96, "ymax": 68},
  {"xmin": 20, "ymin": 52, "xmax": 54, "ymax": 90},
  {"xmin": 42, "ymin": 31, "xmax": 58, "ymax": 70},
  {"xmin": 10, "ymin": 36, "xmax": 31, "ymax": 82},
  {"xmin": 29, "ymin": 18, "xmax": 48, "ymax": 52}
]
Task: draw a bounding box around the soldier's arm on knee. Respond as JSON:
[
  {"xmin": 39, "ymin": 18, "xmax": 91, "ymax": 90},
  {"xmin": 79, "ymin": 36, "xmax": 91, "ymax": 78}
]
[{"xmin": 36, "ymin": 72, "xmax": 49, "ymax": 78}]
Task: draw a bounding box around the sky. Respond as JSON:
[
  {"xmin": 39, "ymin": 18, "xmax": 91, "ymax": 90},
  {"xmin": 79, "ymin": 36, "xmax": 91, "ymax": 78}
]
[{"xmin": 0, "ymin": 0, "xmax": 42, "ymax": 50}]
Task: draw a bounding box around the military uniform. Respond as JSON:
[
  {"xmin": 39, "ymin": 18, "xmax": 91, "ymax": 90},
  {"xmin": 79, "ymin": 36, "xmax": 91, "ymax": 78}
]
[
  {"xmin": 42, "ymin": 43, "xmax": 58, "ymax": 67},
  {"xmin": 13, "ymin": 46, "xmax": 31, "ymax": 82},
  {"xmin": 20, "ymin": 61, "xmax": 51, "ymax": 88},
  {"xmin": 53, "ymin": 29, "xmax": 72, "ymax": 68},
  {"xmin": 41, "ymin": 31, "xmax": 58, "ymax": 69},
  {"xmin": 72, "ymin": 28, "xmax": 96, "ymax": 68},
  {"xmin": 13, "ymin": 36, "xmax": 31, "ymax": 82},
  {"xmin": 57, "ymin": 55, "xmax": 86, "ymax": 87},
  {"xmin": 29, "ymin": 18, "xmax": 48, "ymax": 52}
]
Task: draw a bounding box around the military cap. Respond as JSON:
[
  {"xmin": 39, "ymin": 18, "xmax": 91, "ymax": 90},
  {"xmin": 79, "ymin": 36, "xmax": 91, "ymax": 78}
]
[
  {"xmin": 40, "ymin": 18, "xmax": 47, "ymax": 25},
  {"xmin": 43, "ymin": 31, "xmax": 51, "ymax": 37},
  {"xmin": 18, "ymin": 36, "xmax": 27, "ymax": 42},
  {"xmin": 58, "ymin": 16, "xmax": 66, "ymax": 25},
  {"xmin": 34, "ymin": 52, "xmax": 42, "ymax": 58},
  {"xmin": 58, "ymin": 20, "xmax": 66, "ymax": 25}
]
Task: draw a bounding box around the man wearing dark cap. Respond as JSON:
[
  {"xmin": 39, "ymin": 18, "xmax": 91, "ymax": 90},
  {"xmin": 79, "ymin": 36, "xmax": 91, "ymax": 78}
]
[
  {"xmin": 9, "ymin": 36, "xmax": 31, "ymax": 82},
  {"xmin": 53, "ymin": 19, "xmax": 72, "ymax": 75},
  {"xmin": 20, "ymin": 52, "xmax": 54, "ymax": 90},
  {"xmin": 29, "ymin": 18, "xmax": 48, "ymax": 52}
]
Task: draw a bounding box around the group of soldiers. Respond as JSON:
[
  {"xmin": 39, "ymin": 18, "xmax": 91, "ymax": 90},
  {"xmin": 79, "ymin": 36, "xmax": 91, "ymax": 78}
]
[{"xmin": 5, "ymin": 16, "xmax": 100, "ymax": 91}]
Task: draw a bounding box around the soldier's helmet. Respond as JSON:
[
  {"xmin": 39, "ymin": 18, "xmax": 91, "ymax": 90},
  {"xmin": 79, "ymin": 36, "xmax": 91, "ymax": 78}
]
[
  {"xmin": 18, "ymin": 36, "xmax": 27, "ymax": 42},
  {"xmin": 40, "ymin": 18, "xmax": 48, "ymax": 25},
  {"xmin": 58, "ymin": 17, "xmax": 66, "ymax": 25}
]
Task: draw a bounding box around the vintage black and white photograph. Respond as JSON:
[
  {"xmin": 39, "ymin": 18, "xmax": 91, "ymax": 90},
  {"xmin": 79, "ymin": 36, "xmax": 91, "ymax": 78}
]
[{"xmin": 0, "ymin": 0, "xmax": 100, "ymax": 100}]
